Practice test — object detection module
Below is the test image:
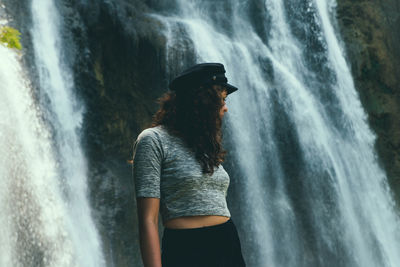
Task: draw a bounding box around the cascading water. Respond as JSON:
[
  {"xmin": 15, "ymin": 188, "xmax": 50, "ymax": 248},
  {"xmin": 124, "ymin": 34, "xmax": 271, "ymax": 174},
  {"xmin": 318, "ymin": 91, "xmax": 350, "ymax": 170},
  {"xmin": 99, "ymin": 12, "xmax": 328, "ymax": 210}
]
[
  {"xmin": 0, "ymin": 1, "xmax": 104, "ymax": 267},
  {"xmin": 152, "ymin": 0, "xmax": 400, "ymax": 266},
  {"xmin": 29, "ymin": 0, "xmax": 105, "ymax": 266},
  {"xmin": 0, "ymin": 22, "xmax": 76, "ymax": 267}
]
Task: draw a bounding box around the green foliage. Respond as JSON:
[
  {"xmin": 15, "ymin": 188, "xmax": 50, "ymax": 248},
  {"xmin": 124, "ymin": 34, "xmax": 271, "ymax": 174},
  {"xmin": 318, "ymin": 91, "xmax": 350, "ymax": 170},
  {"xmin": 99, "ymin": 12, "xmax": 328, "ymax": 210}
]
[{"xmin": 0, "ymin": 26, "xmax": 22, "ymax": 50}]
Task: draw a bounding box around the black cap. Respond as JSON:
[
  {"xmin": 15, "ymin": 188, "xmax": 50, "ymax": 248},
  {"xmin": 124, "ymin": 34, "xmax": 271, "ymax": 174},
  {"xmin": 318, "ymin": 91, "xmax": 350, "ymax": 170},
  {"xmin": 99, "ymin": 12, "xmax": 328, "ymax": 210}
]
[{"xmin": 169, "ymin": 63, "xmax": 238, "ymax": 95}]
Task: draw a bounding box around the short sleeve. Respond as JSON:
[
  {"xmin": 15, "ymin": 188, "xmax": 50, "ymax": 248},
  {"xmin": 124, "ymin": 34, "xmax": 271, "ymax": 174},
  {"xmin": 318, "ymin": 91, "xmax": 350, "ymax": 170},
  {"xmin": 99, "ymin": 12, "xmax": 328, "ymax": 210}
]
[{"xmin": 133, "ymin": 129, "xmax": 164, "ymax": 198}]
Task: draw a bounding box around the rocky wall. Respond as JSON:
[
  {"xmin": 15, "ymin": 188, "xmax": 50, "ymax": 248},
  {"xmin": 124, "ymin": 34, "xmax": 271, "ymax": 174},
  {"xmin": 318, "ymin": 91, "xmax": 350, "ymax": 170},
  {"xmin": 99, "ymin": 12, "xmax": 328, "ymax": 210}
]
[{"xmin": 336, "ymin": 0, "xmax": 400, "ymax": 203}]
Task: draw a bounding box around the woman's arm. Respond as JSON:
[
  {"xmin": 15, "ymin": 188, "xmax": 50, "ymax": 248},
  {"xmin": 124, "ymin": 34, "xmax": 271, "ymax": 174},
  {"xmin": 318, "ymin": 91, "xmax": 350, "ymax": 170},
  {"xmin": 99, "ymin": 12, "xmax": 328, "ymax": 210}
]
[{"xmin": 137, "ymin": 197, "xmax": 162, "ymax": 267}]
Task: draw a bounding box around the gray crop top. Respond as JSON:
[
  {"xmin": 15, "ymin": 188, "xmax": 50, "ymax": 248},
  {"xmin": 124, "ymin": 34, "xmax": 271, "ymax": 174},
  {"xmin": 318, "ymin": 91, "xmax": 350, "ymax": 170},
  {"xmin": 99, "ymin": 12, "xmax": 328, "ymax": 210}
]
[{"xmin": 132, "ymin": 125, "xmax": 231, "ymax": 222}]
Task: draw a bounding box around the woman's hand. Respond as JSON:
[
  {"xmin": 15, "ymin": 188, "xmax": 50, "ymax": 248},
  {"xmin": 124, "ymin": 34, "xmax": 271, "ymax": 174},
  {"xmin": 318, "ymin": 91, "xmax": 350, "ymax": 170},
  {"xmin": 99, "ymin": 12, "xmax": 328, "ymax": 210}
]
[{"xmin": 137, "ymin": 197, "xmax": 162, "ymax": 267}]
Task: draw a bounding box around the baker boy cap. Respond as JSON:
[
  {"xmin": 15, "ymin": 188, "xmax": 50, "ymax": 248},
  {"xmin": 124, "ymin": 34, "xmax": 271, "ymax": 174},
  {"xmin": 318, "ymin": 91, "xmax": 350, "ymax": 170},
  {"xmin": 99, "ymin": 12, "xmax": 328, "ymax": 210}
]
[{"xmin": 169, "ymin": 63, "xmax": 238, "ymax": 95}]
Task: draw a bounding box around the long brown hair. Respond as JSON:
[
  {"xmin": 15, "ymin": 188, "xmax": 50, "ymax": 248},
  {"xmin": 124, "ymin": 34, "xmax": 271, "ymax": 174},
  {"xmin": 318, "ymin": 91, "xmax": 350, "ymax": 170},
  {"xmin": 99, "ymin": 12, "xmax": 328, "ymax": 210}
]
[{"xmin": 151, "ymin": 85, "xmax": 227, "ymax": 175}]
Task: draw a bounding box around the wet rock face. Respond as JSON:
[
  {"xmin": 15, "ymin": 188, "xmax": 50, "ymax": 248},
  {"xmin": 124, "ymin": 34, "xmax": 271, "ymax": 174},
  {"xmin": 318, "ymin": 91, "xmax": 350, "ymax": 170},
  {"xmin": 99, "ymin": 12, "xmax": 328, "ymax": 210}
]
[
  {"xmin": 336, "ymin": 0, "xmax": 400, "ymax": 202},
  {"xmin": 73, "ymin": 2, "xmax": 170, "ymax": 266}
]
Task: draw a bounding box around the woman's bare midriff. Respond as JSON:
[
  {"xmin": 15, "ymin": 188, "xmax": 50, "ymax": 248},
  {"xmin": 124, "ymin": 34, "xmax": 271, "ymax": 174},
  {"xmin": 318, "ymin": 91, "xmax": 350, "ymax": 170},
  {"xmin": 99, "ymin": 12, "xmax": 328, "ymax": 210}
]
[{"xmin": 164, "ymin": 215, "xmax": 230, "ymax": 229}]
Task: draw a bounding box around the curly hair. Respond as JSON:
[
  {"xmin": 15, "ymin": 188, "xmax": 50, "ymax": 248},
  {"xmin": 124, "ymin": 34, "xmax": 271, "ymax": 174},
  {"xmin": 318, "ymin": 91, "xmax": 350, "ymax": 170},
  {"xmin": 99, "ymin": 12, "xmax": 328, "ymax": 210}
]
[{"xmin": 151, "ymin": 85, "xmax": 227, "ymax": 175}]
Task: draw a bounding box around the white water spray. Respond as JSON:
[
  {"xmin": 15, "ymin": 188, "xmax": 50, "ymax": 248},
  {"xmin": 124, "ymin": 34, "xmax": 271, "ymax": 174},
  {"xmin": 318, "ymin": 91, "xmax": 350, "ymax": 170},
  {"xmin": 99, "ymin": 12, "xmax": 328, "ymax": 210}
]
[{"xmin": 0, "ymin": 30, "xmax": 76, "ymax": 267}]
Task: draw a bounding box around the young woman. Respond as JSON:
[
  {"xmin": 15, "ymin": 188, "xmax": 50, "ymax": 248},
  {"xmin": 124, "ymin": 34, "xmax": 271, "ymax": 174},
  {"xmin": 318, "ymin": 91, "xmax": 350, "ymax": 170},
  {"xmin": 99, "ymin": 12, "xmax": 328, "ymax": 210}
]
[{"xmin": 133, "ymin": 63, "xmax": 246, "ymax": 267}]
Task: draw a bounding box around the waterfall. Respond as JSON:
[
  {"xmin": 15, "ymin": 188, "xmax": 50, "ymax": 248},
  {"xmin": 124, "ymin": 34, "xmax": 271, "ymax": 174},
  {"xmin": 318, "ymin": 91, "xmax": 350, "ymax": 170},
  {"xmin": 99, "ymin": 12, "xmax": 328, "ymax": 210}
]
[
  {"xmin": 152, "ymin": 0, "xmax": 400, "ymax": 266},
  {"xmin": 0, "ymin": 1, "xmax": 104, "ymax": 266},
  {"xmin": 29, "ymin": 0, "xmax": 105, "ymax": 266},
  {"xmin": 0, "ymin": 29, "xmax": 77, "ymax": 267},
  {"xmin": 2, "ymin": 0, "xmax": 400, "ymax": 266}
]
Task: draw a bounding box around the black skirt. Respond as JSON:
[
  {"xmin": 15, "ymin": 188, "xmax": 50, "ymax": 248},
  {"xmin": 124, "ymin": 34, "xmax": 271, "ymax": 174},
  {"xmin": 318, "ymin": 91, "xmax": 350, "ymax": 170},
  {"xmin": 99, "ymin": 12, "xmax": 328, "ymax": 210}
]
[{"xmin": 161, "ymin": 218, "xmax": 246, "ymax": 267}]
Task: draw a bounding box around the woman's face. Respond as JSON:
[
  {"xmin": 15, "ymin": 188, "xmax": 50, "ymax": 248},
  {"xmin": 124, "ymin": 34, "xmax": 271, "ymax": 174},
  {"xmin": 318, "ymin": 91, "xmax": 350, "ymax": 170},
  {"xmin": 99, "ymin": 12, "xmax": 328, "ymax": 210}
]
[{"xmin": 219, "ymin": 89, "xmax": 228, "ymax": 119}]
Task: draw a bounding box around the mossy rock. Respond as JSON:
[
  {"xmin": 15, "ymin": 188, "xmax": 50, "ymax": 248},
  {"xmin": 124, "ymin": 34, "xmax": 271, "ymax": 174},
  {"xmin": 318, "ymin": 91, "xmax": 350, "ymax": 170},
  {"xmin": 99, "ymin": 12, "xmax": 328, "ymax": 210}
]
[{"xmin": 0, "ymin": 26, "xmax": 22, "ymax": 50}]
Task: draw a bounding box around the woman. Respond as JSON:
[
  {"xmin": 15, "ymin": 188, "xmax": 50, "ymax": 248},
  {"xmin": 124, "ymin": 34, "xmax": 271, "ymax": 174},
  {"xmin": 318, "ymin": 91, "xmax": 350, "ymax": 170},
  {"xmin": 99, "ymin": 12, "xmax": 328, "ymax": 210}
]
[{"xmin": 133, "ymin": 63, "xmax": 246, "ymax": 267}]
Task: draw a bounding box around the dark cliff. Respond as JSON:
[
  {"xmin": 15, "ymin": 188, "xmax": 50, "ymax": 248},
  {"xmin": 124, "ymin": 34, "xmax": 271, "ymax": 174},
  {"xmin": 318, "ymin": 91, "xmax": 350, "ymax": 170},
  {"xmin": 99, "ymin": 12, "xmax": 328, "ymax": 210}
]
[{"xmin": 337, "ymin": 0, "xmax": 400, "ymax": 203}]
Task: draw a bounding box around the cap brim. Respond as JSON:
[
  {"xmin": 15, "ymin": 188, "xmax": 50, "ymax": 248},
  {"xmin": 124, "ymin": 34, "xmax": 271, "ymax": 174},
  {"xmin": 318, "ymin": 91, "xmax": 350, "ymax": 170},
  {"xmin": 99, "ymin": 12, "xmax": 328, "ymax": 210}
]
[{"xmin": 225, "ymin": 83, "xmax": 238, "ymax": 95}]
